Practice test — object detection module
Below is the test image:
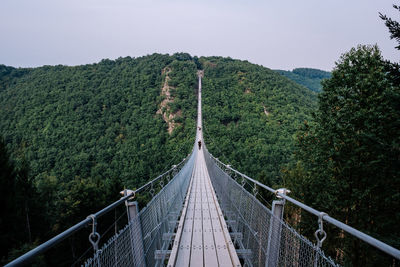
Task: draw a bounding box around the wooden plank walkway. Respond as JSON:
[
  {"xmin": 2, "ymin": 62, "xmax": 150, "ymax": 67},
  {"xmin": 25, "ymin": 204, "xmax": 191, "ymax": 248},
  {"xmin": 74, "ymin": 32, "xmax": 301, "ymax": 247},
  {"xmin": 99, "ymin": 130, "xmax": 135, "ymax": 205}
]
[
  {"xmin": 167, "ymin": 71, "xmax": 240, "ymax": 266},
  {"xmin": 167, "ymin": 147, "xmax": 241, "ymax": 267}
]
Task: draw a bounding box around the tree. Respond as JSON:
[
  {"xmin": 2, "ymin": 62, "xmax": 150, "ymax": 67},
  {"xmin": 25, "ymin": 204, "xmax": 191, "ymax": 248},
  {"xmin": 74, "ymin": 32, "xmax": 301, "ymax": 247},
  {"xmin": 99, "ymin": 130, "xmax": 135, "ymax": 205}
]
[
  {"xmin": 0, "ymin": 138, "xmax": 48, "ymax": 265},
  {"xmin": 286, "ymin": 45, "xmax": 400, "ymax": 266},
  {"xmin": 380, "ymin": 3, "xmax": 400, "ymax": 86},
  {"xmin": 0, "ymin": 138, "xmax": 18, "ymax": 263},
  {"xmin": 380, "ymin": 4, "xmax": 400, "ymax": 50}
]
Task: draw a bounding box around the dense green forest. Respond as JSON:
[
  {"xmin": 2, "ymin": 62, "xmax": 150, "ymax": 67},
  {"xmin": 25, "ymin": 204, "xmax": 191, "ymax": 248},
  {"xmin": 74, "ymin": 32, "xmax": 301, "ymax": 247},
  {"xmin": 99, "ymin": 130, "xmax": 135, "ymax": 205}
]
[
  {"xmin": 1, "ymin": 9, "xmax": 399, "ymax": 263},
  {"xmin": 0, "ymin": 54, "xmax": 197, "ymax": 187},
  {"xmin": 0, "ymin": 54, "xmax": 315, "ymax": 265},
  {"xmin": 284, "ymin": 48, "xmax": 399, "ymax": 267},
  {"xmin": 276, "ymin": 68, "xmax": 331, "ymax": 92},
  {"xmin": 282, "ymin": 10, "xmax": 400, "ymax": 266},
  {"xmin": 0, "ymin": 53, "xmax": 200, "ymax": 264},
  {"xmin": 200, "ymin": 58, "xmax": 317, "ymax": 185}
]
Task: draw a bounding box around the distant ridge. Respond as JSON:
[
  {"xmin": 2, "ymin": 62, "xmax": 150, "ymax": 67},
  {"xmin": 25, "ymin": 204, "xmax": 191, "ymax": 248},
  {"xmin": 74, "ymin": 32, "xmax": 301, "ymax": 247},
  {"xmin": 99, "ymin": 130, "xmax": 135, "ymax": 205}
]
[{"xmin": 275, "ymin": 68, "xmax": 331, "ymax": 92}]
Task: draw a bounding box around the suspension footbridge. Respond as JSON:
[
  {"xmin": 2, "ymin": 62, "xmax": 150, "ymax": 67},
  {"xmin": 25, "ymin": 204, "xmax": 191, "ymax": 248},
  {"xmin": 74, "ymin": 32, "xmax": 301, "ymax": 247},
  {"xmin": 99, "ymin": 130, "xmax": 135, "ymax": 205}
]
[
  {"xmin": 166, "ymin": 73, "xmax": 240, "ymax": 266},
  {"xmin": 6, "ymin": 71, "xmax": 400, "ymax": 267}
]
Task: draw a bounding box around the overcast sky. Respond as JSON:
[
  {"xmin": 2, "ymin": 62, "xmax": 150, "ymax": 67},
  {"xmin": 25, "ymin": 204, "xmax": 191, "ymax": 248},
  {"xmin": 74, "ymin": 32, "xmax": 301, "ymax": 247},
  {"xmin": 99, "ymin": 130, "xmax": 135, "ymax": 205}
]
[{"xmin": 1, "ymin": 0, "xmax": 399, "ymax": 71}]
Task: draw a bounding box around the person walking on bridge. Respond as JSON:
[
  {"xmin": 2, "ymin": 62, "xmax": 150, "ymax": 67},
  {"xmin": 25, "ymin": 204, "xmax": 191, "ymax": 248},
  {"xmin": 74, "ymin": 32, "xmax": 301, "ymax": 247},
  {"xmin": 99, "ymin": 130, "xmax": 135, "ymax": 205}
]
[{"xmin": 198, "ymin": 140, "xmax": 202, "ymax": 150}]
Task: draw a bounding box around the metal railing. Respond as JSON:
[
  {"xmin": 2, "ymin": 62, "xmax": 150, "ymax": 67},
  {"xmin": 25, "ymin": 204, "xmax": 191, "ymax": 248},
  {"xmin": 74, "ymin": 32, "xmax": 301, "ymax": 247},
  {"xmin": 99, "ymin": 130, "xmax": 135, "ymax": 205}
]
[
  {"xmin": 204, "ymin": 147, "xmax": 338, "ymax": 267},
  {"xmin": 206, "ymin": 149, "xmax": 400, "ymax": 263},
  {"xmin": 5, "ymin": 151, "xmax": 195, "ymax": 267},
  {"xmin": 84, "ymin": 149, "xmax": 197, "ymax": 266},
  {"xmin": 7, "ymin": 144, "xmax": 399, "ymax": 266}
]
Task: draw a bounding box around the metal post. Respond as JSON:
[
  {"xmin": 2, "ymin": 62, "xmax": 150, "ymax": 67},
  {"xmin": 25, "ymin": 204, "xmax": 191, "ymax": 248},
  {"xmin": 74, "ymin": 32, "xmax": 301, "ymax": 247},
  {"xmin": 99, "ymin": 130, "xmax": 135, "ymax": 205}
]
[
  {"xmin": 125, "ymin": 196, "xmax": 146, "ymax": 266},
  {"xmin": 126, "ymin": 200, "xmax": 139, "ymax": 221},
  {"xmin": 265, "ymin": 189, "xmax": 288, "ymax": 267}
]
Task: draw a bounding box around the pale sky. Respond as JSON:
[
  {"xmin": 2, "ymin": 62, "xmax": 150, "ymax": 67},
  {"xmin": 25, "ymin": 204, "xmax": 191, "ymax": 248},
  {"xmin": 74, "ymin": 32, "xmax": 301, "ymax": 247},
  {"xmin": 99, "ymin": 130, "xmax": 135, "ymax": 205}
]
[{"xmin": 0, "ymin": 0, "xmax": 399, "ymax": 71}]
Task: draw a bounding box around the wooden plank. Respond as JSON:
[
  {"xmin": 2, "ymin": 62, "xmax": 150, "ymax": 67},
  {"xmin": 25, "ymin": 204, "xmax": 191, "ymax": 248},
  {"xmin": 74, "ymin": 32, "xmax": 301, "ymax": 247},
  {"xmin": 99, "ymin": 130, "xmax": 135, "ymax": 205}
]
[
  {"xmin": 167, "ymin": 162, "xmax": 196, "ymax": 267},
  {"xmin": 175, "ymin": 168, "xmax": 196, "ymax": 267},
  {"xmin": 190, "ymin": 156, "xmax": 203, "ymax": 267},
  {"xmin": 202, "ymin": 162, "xmax": 220, "ymax": 267},
  {"xmin": 204, "ymin": 153, "xmax": 242, "ymax": 267},
  {"xmin": 201, "ymin": 160, "xmax": 218, "ymax": 266},
  {"xmin": 210, "ymin": 199, "xmax": 233, "ymax": 265},
  {"xmin": 168, "ymin": 148, "xmax": 241, "ymax": 267}
]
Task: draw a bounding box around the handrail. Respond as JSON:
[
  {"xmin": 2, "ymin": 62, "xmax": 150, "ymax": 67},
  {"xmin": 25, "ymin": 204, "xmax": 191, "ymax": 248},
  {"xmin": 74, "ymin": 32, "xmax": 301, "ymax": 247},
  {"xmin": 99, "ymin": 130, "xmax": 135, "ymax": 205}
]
[
  {"xmin": 210, "ymin": 153, "xmax": 400, "ymax": 260},
  {"xmin": 5, "ymin": 155, "xmax": 190, "ymax": 267}
]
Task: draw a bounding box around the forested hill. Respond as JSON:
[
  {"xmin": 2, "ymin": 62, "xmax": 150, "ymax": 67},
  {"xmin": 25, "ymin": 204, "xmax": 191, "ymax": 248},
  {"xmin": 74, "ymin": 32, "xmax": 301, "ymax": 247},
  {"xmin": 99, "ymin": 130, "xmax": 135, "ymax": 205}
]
[
  {"xmin": 0, "ymin": 54, "xmax": 198, "ymax": 189},
  {"xmin": 276, "ymin": 68, "xmax": 331, "ymax": 92},
  {"xmin": 201, "ymin": 58, "xmax": 317, "ymax": 184},
  {"xmin": 0, "ymin": 54, "xmax": 199, "ymax": 264},
  {"xmin": 0, "ymin": 54, "xmax": 317, "ymax": 264},
  {"xmin": 0, "ymin": 55, "xmax": 317, "ymax": 189}
]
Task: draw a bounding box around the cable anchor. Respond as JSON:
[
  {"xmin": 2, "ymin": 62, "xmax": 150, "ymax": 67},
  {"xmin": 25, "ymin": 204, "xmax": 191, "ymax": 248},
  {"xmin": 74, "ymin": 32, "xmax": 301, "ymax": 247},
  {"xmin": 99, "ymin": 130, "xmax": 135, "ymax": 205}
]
[
  {"xmin": 253, "ymin": 183, "xmax": 258, "ymax": 196},
  {"xmin": 88, "ymin": 214, "xmax": 100, "ymax": 252},
  {"xmin": 314, "ymin": 212, "xmax": 327, "ymax": 248},
  {"xmin": 150, "ymin": 182, "xmax": 155, "ymax": 197}
]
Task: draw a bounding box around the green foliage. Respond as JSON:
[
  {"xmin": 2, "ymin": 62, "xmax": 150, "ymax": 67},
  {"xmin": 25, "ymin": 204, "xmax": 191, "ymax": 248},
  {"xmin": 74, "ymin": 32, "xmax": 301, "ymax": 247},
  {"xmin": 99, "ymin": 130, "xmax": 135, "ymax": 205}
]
[
  {"xmin": 276, "ymin": 68, "xmax": 331, "ymax": 92},
  {"xmin": 0, "ymin": 53, "xmax": 318, "ymax": 264},
  {"xmin": 285, "ymin": 45, "xmax": 400, "ymax": 266},
  {"xmin": 0, "ymin": 54, "xmax": 198, "ymax": 265},
  {"xmin": 0, "ymin": 138, "xmax": 45, "ymax": 265},
  {"xmin": 200, "ymin": 57, "xmax": 317, "ymax": 186},
  {"xmin": 0, "ymin": 138, "xmax": 18, "ymax": 263},
  {"xmin": 380, "ymin": 3, "xmax": 400, "ymax": 50},
  {"xmin": 292, "ymin": 68, "xmax": 331, "ymax": 79},
  {"xmin": 0, "ymin": 54, "xmax": 196, "ymax": 188},
  {"xmin": 0, "ymin": 64, "xmax": 29, "ymax": 91}
]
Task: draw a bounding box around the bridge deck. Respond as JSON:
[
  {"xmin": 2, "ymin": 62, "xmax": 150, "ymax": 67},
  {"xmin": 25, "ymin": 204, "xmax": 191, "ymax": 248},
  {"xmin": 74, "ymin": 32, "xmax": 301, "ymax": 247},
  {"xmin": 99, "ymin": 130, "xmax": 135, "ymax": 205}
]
[{"xmin": 167, "ymin": 148, "xmax": 240, "ymax": 267}]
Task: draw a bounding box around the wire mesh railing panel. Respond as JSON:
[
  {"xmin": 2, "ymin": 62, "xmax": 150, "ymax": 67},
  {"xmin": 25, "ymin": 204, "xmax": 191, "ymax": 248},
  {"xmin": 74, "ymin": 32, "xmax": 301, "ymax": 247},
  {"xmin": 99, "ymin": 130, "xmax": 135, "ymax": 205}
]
[
  {"xmin": 204, "ymin": 148, "xmax": 338, "ymax": 267},
  {"xmin": 84, "ymin": 149, "xmax": 196, "ymax": 267},
  {"xmin": 84, "ymin": 214, "xmax": 144, "ymax": 267}
]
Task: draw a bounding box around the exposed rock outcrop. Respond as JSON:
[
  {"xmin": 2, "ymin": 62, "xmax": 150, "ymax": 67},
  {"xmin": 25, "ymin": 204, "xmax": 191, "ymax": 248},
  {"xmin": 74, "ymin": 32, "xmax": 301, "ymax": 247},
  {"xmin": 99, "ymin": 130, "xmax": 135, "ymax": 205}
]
[{"xmin": 156, "ymin": 67, "xmax": 182, "ymax": 134}]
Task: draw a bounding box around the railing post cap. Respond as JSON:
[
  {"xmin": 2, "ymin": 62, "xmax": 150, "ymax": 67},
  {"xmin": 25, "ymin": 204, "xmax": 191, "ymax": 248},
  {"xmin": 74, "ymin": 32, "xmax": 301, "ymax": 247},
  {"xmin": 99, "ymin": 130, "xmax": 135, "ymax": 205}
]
[
  {"xmin": 275, "ymin": 188, "xmax": 291, "ymax": 198},
  {"xmin": 120, "ymin": 189, "xmax": 135, "ymax": 200}
]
